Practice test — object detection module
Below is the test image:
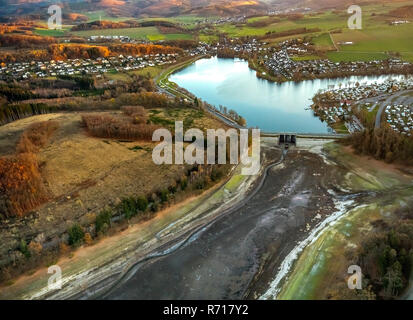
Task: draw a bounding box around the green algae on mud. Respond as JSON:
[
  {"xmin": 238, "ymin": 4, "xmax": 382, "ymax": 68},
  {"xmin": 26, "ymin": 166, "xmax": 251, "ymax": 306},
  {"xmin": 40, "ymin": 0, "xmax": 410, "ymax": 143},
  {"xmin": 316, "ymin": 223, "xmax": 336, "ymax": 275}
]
[
  {"xmin": 277, "ymin": 204, "xmax": 377, "ymax": 300},
  {"xmin": 277, "ymin": 197, "xmax": 413, "ymax": 300},
  {"xmin": 324, "ymin": 142, "xmax": 413, "ymax": 191},
  {"xmin": 276, "ymin": 143, "xmax": 413, "ymax": 300}
]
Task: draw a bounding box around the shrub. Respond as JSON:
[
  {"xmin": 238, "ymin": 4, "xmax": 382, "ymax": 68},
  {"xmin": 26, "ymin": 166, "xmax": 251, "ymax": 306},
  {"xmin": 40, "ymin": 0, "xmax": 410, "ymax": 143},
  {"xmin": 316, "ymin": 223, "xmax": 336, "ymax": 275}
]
[
  {"xmin": 136, "ymin": 196, "xmax": 148, "ymax": 212},
  {"xmin": 159, "ymin": 189, "xmax": 169, "ymax": 203},
  {"xmin": 168, "ymin": 181, "xmax": 177, "ymax": 194},
  {"xmin": 121, "ymin": 106, "xmax": 148, "ymax": 124},
  {"xmin": 28, "ymin": 241, "xmax": 42, "ymax": 256},
  {"xmin": 19, "ymin": 239, "xmax": 30, "ymax": 259},
  {"xmin": 95, "ymin": 209, "xmax": 112, "ymax": 234},
  {"xmin": 179, "ymin": 177, "xmax": 188, "ymax": 190},
  {"xmin": 151, "ymin": 202, "xmax": 159, "ymax": 212},
  {"xmin": 211, "ymin": 166, "xmax": 224, "ymax": 182},
  {"xmin": 68, "ymin": 224, "xmax": 85, "ymax": 248},
  {"xmin": 195, "ymin": 177, "xmax": 207, "ymax": 190},
  {"xmin": 59, "ymin": 243, "xmax": 71, "ymax": 255},
  {"xmin": 119, "ymin": 197, "xmax": 137, "ymax": 219},
  {"xmin": 84, "ymin": 233, "xmax": 93, "ymax": 245},
  {"xmin": 16, "ymin": 121, "xmax": 59, "ymax": 154}
]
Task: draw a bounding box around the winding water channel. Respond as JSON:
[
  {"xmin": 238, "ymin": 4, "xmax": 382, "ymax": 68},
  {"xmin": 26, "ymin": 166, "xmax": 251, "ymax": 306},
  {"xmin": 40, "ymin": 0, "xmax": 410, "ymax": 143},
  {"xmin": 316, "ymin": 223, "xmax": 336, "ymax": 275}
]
[{"xmin": 170, "ymin": 57, "xmax": 405, "ymax": 133}]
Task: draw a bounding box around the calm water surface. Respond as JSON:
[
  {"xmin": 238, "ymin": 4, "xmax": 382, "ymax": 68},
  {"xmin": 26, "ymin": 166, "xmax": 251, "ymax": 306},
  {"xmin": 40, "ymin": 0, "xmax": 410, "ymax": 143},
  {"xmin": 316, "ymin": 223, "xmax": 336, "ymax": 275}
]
[{"xmin": 170, "ymin": 57, "xmax": 405, "ymax": 133}]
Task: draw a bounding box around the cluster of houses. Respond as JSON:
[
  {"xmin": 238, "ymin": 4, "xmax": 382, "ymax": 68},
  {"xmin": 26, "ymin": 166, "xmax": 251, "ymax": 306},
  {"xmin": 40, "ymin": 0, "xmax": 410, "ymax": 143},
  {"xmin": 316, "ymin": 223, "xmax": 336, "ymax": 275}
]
[
  {"xmin": 385, "ymin": 105, "xmax": 413, "ymax": 135},
  {"xmin": 189, "ymin": 42, "xmax": 211, "ymax": 56},
  {"xmin": 312, "ymin": 79, "xmax": 413, "ymax": 134},
  {"xmin": 268, "ymin": 7, "xmax": 312, "ymax": 15},
  {"xmin": 313, "ymin": 102, "xmax": 366, "ymax": 134},
  {"xmin": 262, "ymin": 43, "xmax": 411, "ymax": 80},
  {"xmin": 317, "ymin": 79, "xmax": 413, "ymax": 103},
  {"xmin": 196, "ymin": 16, "xmax": 247, "ymax": 26},
  {"xmin": 87, "ymin": 35, "xmax": 132, "ymax": 43},
  {"xmin": 263, "ymin": 49, "xmax": 296, "ymax": 78},
  {"xmin": 188, "ymin": 39, "xmax": 268, "ymax": 56},
  {"xmin": 219, "ymin": 38, "xmax": 269, "ymax": 54},
  {"xmin": 283, "ymin": 40, "xmax": 312, "ymax": 55},
  {"xmin": 312, "ymin": 102, "xmax": 359, "ymax": 133},
  {"xmin": 0, "ymin": 53, "xmax": 179, "ymax": 80}
]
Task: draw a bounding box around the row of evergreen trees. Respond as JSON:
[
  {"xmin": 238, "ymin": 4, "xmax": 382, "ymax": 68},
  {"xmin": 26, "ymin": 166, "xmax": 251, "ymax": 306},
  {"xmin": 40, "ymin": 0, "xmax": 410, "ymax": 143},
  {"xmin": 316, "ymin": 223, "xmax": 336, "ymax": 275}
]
[
  {"xmin": 344, "ymin": 125, "xmax": 413, "ymax": 165},
  {"xmin": 0, "ymin": 103, "xmax": 57, "ymax": 125}
]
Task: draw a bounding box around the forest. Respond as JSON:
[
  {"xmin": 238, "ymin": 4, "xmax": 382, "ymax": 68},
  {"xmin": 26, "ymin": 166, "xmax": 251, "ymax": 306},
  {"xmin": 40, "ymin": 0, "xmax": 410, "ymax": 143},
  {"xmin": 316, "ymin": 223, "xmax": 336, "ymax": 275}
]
[
  {"xmin": 0, "ymin": 121, "xmax": 59, "ymax": 219},
  {"xmin": 82, "ymin": 106, "xmax": 160, "ymax": 141},
  {"xmin": 0, "ymin": 34, "xmax": 56, "ymax": 48},
  {"xmin": 0, "ymin": 43, "xmax": 183, "ymax": 63},
  {"xmin": 344, "ymin": 125, "xmax": 413, "ymax": 165}
]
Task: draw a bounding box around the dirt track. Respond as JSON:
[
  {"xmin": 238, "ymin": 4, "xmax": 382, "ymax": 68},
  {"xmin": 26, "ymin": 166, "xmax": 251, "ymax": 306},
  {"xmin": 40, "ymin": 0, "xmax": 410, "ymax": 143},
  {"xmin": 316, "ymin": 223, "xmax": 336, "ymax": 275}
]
[{"xmin": 99, "ymin": 141, "xmax": 340, "ymax": 300}]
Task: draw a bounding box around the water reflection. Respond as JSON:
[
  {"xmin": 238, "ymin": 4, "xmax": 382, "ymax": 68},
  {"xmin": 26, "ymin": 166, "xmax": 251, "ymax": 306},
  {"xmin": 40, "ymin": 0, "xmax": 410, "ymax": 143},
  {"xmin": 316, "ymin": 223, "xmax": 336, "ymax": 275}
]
[{"xmin": 170, "ymin": 57, "xmax": 406, "ymax": 133}]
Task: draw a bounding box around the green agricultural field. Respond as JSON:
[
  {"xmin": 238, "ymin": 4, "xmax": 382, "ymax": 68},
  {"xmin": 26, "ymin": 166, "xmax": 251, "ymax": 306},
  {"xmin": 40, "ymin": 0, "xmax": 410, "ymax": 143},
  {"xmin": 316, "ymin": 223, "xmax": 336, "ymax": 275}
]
[
  {"xmin": 288, "ymin": 11, "xmax": 347, "ymax": 31},
  {"xmin": 199, "ymin": 34, "xmax": 219, "ymax": 43},
  {"xmin": 71, "ymin": 26, "xmax": 162, "ymax": 40},
  {"xmin": 247, "ymin": 16, "xmax": 269, "ymax": 24},
  {"xmin": 324, "ymin": 2, "xmax": 413, "ymax": 61},
  {"xmin": 327, "ymin": 51, "xmax": 389, "ymax": 62},
  {"xmin": 214, "ymin": 2, "xmax": 413, "ymax": 62},
  {"xmin": 312, "ymin": 33, "xmax": 335, "ymax": 50},
  {"xmin": 291, "ymin": 55, "xmax": 322, "ymax": 61},
  {"xmin": 401, "ymin": 52, "xmax": 413, "ymax": 62},
  {"xmin": 216, "ymin": 23, "xmax": 276, "ymax": 37},
  {"xmin": 71, "ymin": 25, "xmax": 192, "ymax": 41},
  {"xmin": 216, "ymin": 11, "xmax": 348, "ymax": 38},
  {"xmin": 332, "ymin": 24, "xmax": 413, "ymax": 53},
  {"xmin": 139, "ymin": 15, "xmax": 208, "ymax": 29},
  {"xmin": 148, "ymin": 33, "xmax": 193, "ymax": 41},
  {"xmin": 34, "ymin": 28, "xmax": 69, "ymax": 37}
]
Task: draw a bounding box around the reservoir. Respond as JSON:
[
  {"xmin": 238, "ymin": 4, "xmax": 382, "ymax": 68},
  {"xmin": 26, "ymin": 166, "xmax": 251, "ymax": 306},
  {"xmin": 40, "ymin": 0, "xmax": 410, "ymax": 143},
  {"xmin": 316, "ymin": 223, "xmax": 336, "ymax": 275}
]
[{"xmin": 170, "ymin": 57, "xmax": 405, "ymax": 133}]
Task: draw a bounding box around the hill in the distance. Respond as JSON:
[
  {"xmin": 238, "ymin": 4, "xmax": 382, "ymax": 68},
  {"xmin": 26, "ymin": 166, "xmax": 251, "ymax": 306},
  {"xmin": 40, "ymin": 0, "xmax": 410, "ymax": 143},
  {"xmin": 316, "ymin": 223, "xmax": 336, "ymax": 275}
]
[
  {"xmin": 0, "ymin": 0, "xmax": 407, "ymax": 19},
  {"xmin": 1, "ymin": 0, "xmax": 269, "ymax": 18}
]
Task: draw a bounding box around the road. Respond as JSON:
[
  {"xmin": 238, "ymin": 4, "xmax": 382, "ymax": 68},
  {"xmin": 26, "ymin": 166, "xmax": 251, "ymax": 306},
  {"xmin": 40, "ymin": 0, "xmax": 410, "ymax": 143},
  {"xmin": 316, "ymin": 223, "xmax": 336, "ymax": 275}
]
[
  {"xmin": 362, "ymin": 90, "xmax": 413, "ymax": 129},
  {"xmin": 97, "ymin": 142, "xmax": 342, "ymax": 299}
]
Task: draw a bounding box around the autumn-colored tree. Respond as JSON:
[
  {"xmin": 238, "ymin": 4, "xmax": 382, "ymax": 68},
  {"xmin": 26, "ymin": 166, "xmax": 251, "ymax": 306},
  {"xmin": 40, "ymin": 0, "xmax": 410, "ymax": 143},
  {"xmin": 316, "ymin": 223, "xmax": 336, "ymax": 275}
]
[
  {"xmin": 82, "ymin": 113, "xmax": 159, "ymax": 141},
  {"xmin": 0, "ymin": 34, "xmax": 56, "ymax": 48},
  {"xmin": 0, "ymin": 121, "xmax": 59, "ymax": 219}
]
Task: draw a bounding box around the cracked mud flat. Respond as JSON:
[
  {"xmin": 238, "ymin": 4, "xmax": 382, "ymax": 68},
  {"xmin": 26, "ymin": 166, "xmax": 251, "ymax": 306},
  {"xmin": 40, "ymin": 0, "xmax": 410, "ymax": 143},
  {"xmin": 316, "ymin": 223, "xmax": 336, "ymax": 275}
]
[{"xmin": 102, "ymin": 139, "xmax": 345, "ymax": 300}]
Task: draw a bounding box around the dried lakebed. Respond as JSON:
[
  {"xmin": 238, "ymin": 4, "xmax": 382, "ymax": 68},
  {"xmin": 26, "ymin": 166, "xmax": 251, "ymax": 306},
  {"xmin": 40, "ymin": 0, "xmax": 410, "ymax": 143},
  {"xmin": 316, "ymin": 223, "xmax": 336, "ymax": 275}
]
[
  {"xmin": 96, "ymin": 139, "xmax": 381, "ymax": 300},
  {"xmin": 4, "ymin": 138, "xmax": 411, "ymax": 300}
]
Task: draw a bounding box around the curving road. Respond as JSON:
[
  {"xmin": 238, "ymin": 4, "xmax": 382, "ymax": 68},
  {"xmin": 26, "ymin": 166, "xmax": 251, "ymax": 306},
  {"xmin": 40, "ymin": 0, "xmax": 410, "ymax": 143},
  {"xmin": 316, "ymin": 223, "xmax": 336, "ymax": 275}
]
[{"xmin": 374, "ymin": 90, "xmax": 412, "ymax": 128}]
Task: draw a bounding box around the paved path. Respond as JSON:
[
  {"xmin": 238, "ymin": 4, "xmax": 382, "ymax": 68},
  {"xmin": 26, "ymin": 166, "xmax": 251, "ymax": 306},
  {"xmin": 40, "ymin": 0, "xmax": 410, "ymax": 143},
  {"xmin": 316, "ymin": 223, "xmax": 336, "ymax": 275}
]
[
  {"xmin": 329, "ymin": 32, "xmax": 339, "ymax": 51},
  {"xmin": 375, "ymin": 90, "xmax": 410, "ymax": 128}
]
